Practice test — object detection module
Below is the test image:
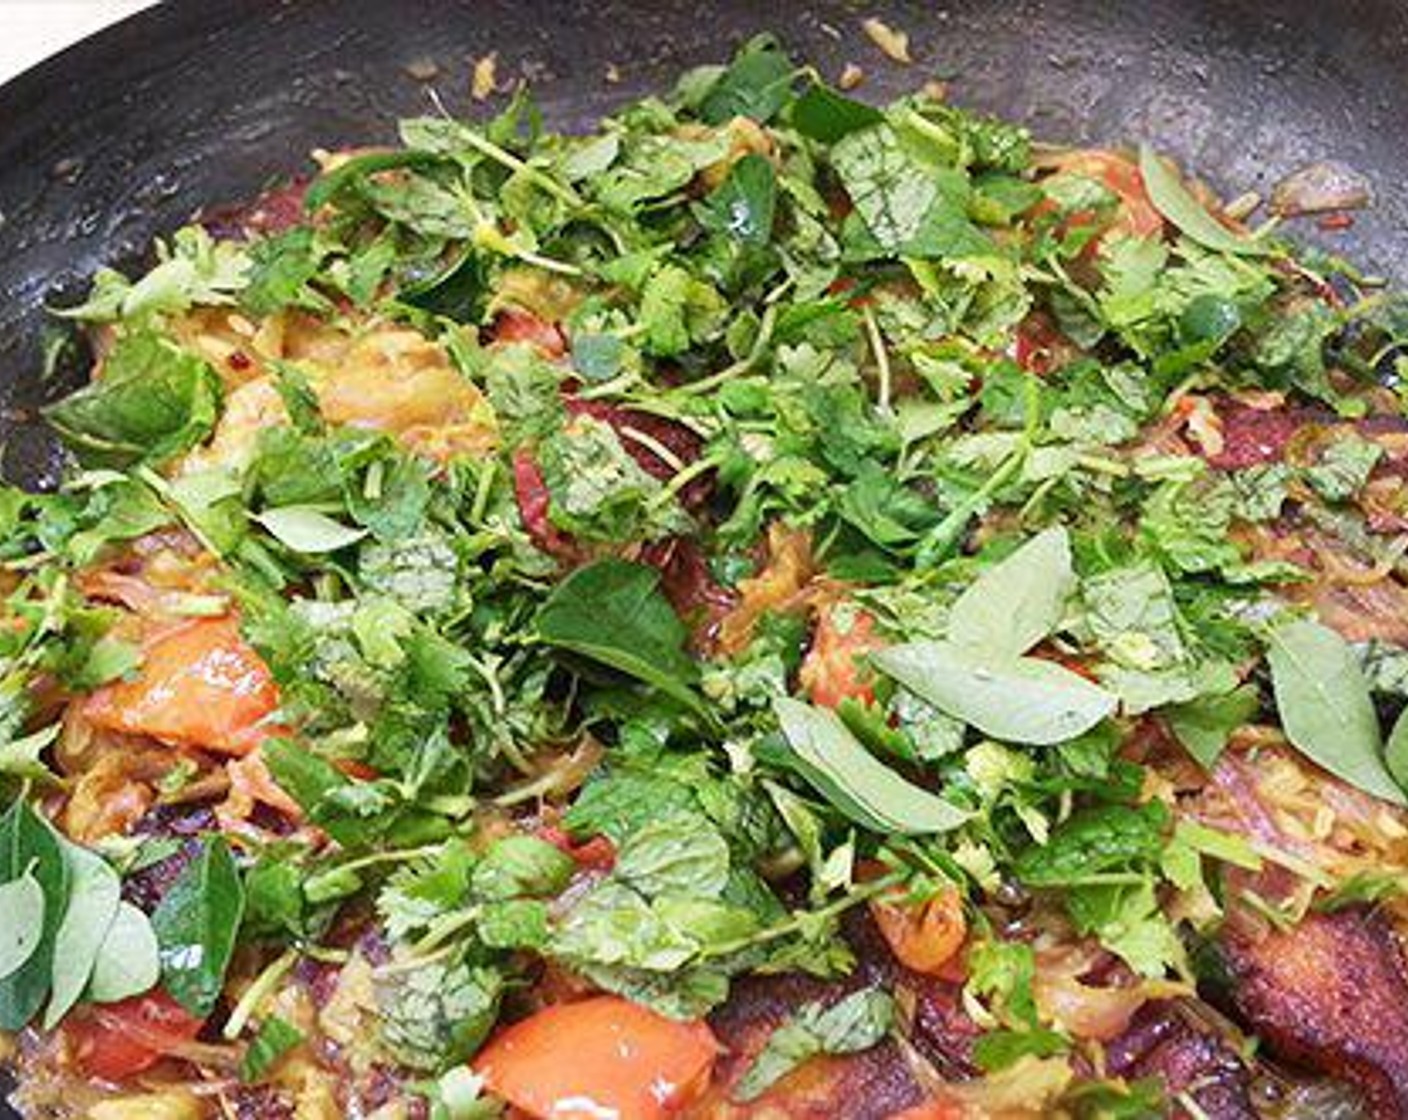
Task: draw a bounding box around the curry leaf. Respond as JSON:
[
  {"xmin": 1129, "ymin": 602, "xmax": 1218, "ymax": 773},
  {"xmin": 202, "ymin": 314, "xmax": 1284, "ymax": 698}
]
[
  {"xmin": 947, "ymin": 527, "xmax": 1073, "ymax": 658},
  {"xmin": 1265, "ymin": 617, "xmax": 1405, "ymax": 805},
  {"xmin": 1387, "ymin": 708, "xmax": 1408, "ymax": 791},
  {"xmin": 1165, "ymin": 685, "xmax": 1260, "ymax": 770},
  {"xmin": 152, "ymin": 835, "xmax": 246, "ymax": 1017},
  {"xmin": 1138, "ymin": 146, "xmax": 1267, "ymax": 257},
  {"xmin": 43, "ymin": 843, "xmax": 120, "ymax": 1027},
  {"xmin": 773, "ymin": 698, "xmax": 967, "ymax": 834},
  {"xmin": 0, "ymin": 800, "xmax": 69, "ymax": 1029},
  {"xmin": 702, "ymin": 154, "xmax": 778, "ymax": 245},
  {"xmin": 255, "ymin": 507, "xmax": 369, "ymax": 554},
  {"xmin": 535, "ymin": 559, "xmax": 706, "ymax": 716},
  {"xmin": 44, "ymin": 329, "xmax": 222, "ymax": 467},
  {"xmin": 873, "ymin": 642, "xmax": 1117, "ymax": 746},
  {"xmin": 0, "ymin": 872, "xmax": 44, "ymax": 983},
  {"xmin": 87, "ymin": 901, "xmax": 161, "ymax": 1004}
]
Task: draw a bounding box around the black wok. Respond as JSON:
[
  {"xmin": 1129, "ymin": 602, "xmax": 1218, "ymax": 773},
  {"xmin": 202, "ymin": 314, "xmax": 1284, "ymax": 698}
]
[
  {"xmin": 2, "ymin": 0, "xmax": 1407, "ymax": 490},
  {"xmin": 0, "ymin": 0, "xmax": 1406, "ymax": 1111}
]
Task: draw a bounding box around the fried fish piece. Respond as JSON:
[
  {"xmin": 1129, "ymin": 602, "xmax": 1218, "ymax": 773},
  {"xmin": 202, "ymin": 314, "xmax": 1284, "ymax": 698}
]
[
  {"xmin": 1105, "ymin": 1000, "xmax": 1256, "ymax": 1120},
  {"xmin": 1223, "ymin": 907, "xmax": 1408, "ymax": 1118},
  {"xmin": 699, "ymin": 973, "xmax": 925, "ymax": 1119}
]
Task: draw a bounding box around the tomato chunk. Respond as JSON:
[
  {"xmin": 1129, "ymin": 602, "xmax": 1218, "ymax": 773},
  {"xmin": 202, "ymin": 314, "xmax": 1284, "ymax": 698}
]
[
  {"xmin": 66, "ymin": 990, "xmax": 205, "ymax": 1081},
  {"xmin": 489, "ymin": 308, "xmax": 567, "ymax": 359},
  {"xmin": 870, "ymin": 885, "xmax": 968, "ymax": 975},
  {"xmin": 84, "ymin": 617, "xmax": 280, "ymax": 756},
  {"xmin": 799, "ymin": 604, "xmax": 885, "ymax": 709},
  {"xmin": 474, "ymin": 996, "xmax": 719, "ymax": 1120},
  {"xmin": 1043, "ymin": 149, "xmax": 1164, "ymax": 243}
]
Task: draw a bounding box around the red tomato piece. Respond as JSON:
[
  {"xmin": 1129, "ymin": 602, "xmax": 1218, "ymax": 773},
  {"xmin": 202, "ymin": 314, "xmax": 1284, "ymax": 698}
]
[
  {"xmin": 66, "ymin": 990, "xmax": 205, "ymax": 1082},
  {"xmin": 1043, "ymin": 149, "xmax": 1164, "ymax": 244},
  {"xmin": 536, "ymin": 825, "xmax": 617, "ymax": 873},
  {"xmin": 83, "ymin": 617, "xmax": 280, "ymax": 757},
  {"xmin": 474, "ymin": 996, "xmax": 719, "ymax": 1120},
  {"xmin": 799, "ymin": 604, "xmax": 885, "ymax": 709},
  {"xmin": 489, "ymin": 309, "xmax": 567, "ymax": 359},
  {"xmin": 870, "ymin": 885, "xmax": 968, "ymax": 976}
]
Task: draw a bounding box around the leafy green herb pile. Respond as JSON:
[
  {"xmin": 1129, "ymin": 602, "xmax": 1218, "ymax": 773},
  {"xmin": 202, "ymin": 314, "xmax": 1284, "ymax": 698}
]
[{"xmin": 3, "ymin": 31, "xmax": 1408, "ymax": 1116}]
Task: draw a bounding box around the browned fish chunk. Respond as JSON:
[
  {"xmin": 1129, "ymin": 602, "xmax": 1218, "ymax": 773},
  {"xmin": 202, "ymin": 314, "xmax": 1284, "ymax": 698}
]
[
  {"xmin": 1223, "ymin": 907, "xmax": 1408, "ymax": 1118},
  {"xmin": 700, "ymin": 973, "xmax": 925, "ymax": 1119},
  {"xmin": 1105, "ymin": 1000, "xmax": 1257, "ymax": 1120}
]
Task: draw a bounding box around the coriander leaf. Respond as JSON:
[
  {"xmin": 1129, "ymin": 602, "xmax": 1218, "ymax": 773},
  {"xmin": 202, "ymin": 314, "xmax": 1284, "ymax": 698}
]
[
  {"xmin": 57, "ymin": 227, "xmax": 250, "ymax": 322},
  {"xmin": 377, "ymin": 844, "xmax": 476, "ymax": 940},
  {"xmin": 44, "ymin": 329, "xmax": 221, "ymax": 467},
  {"xmin": 254, "ymin": 507, "xmax": 370, "ymax": 554},
  {"xmin": 701, "ymin": 154, "xmax": 778, "ymax": 245},
  {"xmin": 241, "ymin": 227, "xmax": 328, "ymax": 317},
  {"xmin": 0, "ymin": 800, "xmax": 69, "ymax": 1029},
  {"xmin": 790, "ymin": 81, "xmax": 883, "ymax": 143},
  {"xmin": 1138, "ymin": 146, "xmax": 1267, "ymax": 257},
  {"xmin": 698, "ymin": 34, "xmax": 795, "ymax": 125},
  {"xmin": 947, "ymin": 527, "xmax": 1073, "ymax": 658},
  {"xmin": 1265, "ymin": 617, "xmax": 1405, "ymax": 805},
  {"xmin": 1165, "ymin": 685, "xmax": 1260, "ymax": 770},
  {"xmin": 535, "ymin": 559, "xmax": 706, "ymax": 716},
  {"xmin": 0, "ymin": 872, "xmax": 43, "ymax": 983},
  {"xmin": 302, "ymin": 146, "xmax": 444, "ymax": 212},
  {"xmin": 1070, "ymin": 880, "xmax": 1184, "ymax": 978},
  {"xmin": 735, "ymin": 988, "xmax": 894, "ymax": 1101},
  {"xmin": 872, "ymin": 641, "xmax": 1117, "ymax": 746},
  {"xmin": 1014, "ymin": 802, "xmax": 1169, "ymax": 886},
  {"xmin": 772, "ymin": 697, "xmax": 968, "ymax": 834},
  {"xmin": 152, "ymin": 835, "xmax": 246, "ymax": 1016},
  {"xmin": 86, "ymin": 901, "xmax": 160, "ymax": 1004},
  {"xmin": 571, "ymin": 333, "xmax": 626, "ymax": 383},
  {"xmin": 43, "ymin": 843, "xmax": 120, "ymax": 1027},
  {"xmin": 972, "ymin": 1027, "xmax": 1069, "ymax": 1072}
]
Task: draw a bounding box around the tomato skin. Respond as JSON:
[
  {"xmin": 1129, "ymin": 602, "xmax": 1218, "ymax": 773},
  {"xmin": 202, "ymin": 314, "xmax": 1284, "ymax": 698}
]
[
  {"xmin": 799, "ymin": 605, "xmax": 885, "ymax": 710},
  {"xmin": 489, "ymin": 309, "xmax": 567, "ymax": 359},
  {"xmin": 474, "ymin": 996, "xmax": 719, "ymax": 1120},
  {"xmin": 537, "ymin": 825, "xmax": 617, "ymax": 872},
  {"xmin": 1042, "ymin": 149, "xmax": 1163, "ymax": 244},
  {"xmin": 83, "ymin": 617, "xmax": 280, "ymax": 757},
  {"xmin": 870, "ymin": 885, "xmax": 968, "ymax": 975},
  {"xmin": 66, "ymin": 990, "xmax": 205, "ymax": 1081}
]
